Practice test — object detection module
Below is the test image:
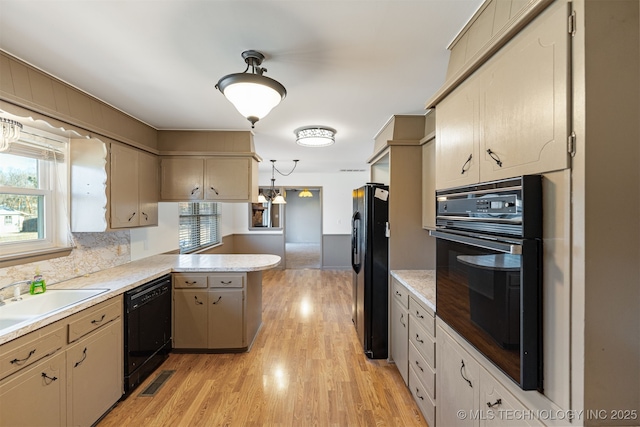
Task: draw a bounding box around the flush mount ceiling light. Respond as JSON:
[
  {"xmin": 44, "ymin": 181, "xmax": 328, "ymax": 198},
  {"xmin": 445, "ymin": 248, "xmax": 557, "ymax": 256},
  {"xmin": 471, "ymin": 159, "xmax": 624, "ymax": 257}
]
[
  {"xmin": 0, "ymin": 117, "xmax": 23, "ymax": 152},
  {"xmin": 299, "ymin": 189, "xmax": 313, "ymax": 198},
  {"xmin": 216, "ymin": 50, "xmax": 287, "ymax": 128},
  {"xmin": 295, "ymin": 126, "xmax": 336, "ymax": 147}
]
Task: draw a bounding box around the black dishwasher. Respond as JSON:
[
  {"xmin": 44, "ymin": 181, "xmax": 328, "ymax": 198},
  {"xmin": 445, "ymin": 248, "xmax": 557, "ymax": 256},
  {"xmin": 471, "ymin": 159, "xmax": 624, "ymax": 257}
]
[{"xmin": 123, "ymin": 274, "xmax": 172, "ymax": 395}]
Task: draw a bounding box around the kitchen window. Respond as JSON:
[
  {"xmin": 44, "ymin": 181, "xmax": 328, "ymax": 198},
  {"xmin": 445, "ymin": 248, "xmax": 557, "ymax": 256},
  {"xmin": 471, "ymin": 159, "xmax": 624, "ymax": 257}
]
[
  {"xmin": 0, "ymin": 125, "xmax": 72, "ymax": 263},
  {"xmin": 178, "ymin": 202, "xmax": 221, "ymax": 253}
]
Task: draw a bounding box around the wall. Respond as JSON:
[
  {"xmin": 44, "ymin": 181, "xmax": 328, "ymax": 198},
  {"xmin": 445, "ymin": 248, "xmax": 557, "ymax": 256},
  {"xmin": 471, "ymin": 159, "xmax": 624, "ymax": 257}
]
[{"xmin": 284, "ymin": 189, "xmax": 321, "ymax": 244}]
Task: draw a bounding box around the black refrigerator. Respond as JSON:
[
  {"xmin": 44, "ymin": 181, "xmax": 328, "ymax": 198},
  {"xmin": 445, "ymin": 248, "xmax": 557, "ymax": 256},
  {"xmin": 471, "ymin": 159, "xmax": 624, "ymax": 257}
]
[{"xmin": 351, "ymin": 183, "xmax": 389, "ymax": 359}]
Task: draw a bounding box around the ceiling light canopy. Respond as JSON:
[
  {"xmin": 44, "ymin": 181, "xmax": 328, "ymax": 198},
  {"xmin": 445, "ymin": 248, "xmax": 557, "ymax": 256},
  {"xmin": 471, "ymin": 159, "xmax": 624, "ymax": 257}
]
[
  {"xmin": 216, "ymin": 50, "xmax": 286, "ymax": 128},
  {"xmin": 295, "ymin": 126, "xmax": 336, "ymax": 147},
  {"xmin": 0, "ymin": 118, "xmax": 23, "ymax": 152}
]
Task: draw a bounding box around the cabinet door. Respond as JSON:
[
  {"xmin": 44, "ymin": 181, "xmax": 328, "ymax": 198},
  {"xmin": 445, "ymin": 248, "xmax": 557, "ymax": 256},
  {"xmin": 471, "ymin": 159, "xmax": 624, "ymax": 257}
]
[
  {"xmin": 67, "ymin": 319, "xmax": 123, "ymax": 427},
  {"xmin": 173, "ymin": 290, "xmax": 208, "ymax": 348},
  {"xmin": 391, "ymin": 298, "xmax": 409, "ymax": 385},
  {"xmin": 479, "ymin": 368, "xmax": 541, "ymax": 427},
  {"xmin": 204, "ymin": 157, "xmax": 250, "ymax": 201},
  {"xmin": 437, "ymin": 325, "xmax": 480, "ymax": 427},
  {"xmin": 160, "ymin": 158, "xmax": 204, "ymax": 200},
  {"xmin": 435, "ymin": 76, "xmax": 480, "ymax": 190},
  {"xmin": 0, "ymin": 351, "xmax": 66, "ymax": 426},
  {"xmin": 208, "ymin": 289, "xmax": 244, "ymax": 349},
  {"xmin": 110, "ymin": 144, "xmax": 140, "ymax": 228},
  {"xmin": 479, "ymin": 1, "xmax": 570, "ymax": 181},
  {"xmin": 138, "ymin": 150, "xmax": 159, "ymax": 226}
]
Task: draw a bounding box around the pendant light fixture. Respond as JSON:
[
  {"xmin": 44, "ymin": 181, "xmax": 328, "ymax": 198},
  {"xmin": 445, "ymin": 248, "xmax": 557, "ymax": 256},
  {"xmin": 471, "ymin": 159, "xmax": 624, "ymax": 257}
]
[
  {"xmin": 258, "ymin": 160, "xmax": 298, "ymax": 204},
  {"xmin": 216, "ymin": 50, "xmax": 287, "ymax": 128},
  {"xmin": 0, "ymin": 118, "xmax": 23, "ymax": 152},
  {"xmin": 299, "ymin": 189, "xmax": 313, "ymax": 198},
  {"xmin": 295, "ymin": 126, "xmax": 336, "ymax": 147}
]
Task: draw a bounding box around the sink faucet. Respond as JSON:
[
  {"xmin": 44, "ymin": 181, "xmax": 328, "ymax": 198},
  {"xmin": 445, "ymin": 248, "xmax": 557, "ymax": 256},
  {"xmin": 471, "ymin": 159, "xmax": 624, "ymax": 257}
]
[{"xmin": 0, "ymin": 280, "xmax": 32, "ymax": 306}]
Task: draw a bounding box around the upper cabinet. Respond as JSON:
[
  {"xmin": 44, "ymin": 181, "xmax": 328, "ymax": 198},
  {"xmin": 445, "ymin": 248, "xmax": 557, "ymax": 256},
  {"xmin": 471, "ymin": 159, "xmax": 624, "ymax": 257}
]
[
  {"xmin": 71, "ymin": 140, "xmax": 159, "ymax": 231},
  {"xmin": 434, "ymin": 1, "xmax": 571, "ymax": 190},
  {"xmin": 157, "ymin": 130, "xmax": 260, "ymax": 203},
  {"xmin": 110, "ymin": 144, "xmax": 159, "ymax": 228}
]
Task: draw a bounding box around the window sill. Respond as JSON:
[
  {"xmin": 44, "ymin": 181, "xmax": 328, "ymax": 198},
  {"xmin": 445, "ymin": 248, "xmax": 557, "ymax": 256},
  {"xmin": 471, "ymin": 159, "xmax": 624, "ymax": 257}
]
[
  {"xmin": 0, "ymin": 246, "xmax": 74, "ymax": 269},
  {"xmin": 182, "ymin": 242, "xmax": 224, "ymax": 255}
]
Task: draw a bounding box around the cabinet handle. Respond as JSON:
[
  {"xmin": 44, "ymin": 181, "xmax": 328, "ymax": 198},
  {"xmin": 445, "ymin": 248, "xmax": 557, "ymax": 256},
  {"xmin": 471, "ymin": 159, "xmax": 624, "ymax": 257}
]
[
  {"xmin": 395, "ymin": 290, "xmax": 402, "ymax": 297},
  {"xmin": 191, "ymin": 186, "xmax": 200, "ymax": 195},
  {"xmin": 461, "ymin": 154, "xmax": 473, "ymax": 175},
  {"xmin": 414, "ymin": 388, "xmax": 425, "ymax": 401},
  {"xmin": 487, "ymin": 398, "xmax": 502, "ymax": 408},
  {"xmin": 415, "ymin": 360, "xmax": 424, "ymax": 372},
  {"xmin": 220, "ymin": 280, "xmax": 232, "ymax": 285},
  {"xmin": 460, "ymin": 359, "xmax": 473, "ymax": 388},
  {"xmin": 91, "ymin": 314, "xmax": 106, "ymax": 324},
  {"xmin": 10, "ymin": 349, "xmax": 36, "ymax": 365},
  {"xmin": 415, "ymin": 334, "xmax": 424, "ymax": 344},
  {"xmin": 185, "ymin": 280, "xmax": 198, "ymax": 285},
  {"xmin": 212, "ymin": 296, "xmax": 222, "ymax": 305},
  {"xmin": 128, "ymin": 212, "xmax": 136, "ymax": 221},
  {"xmin": 400, "ymin": 313, "xmax": 406, "ymax": 328},
  {"xmin": 194, "ymin": 296, "xmax": 203, "ymax": 305},
  {"xmin": 486, "ymin": 149, "xmax": 503, "ymax": 167},
  {"xmin": 41, "ymin": 372, "xmax": 58, "ymax": 383},
  {"xmin": 74, "ymin": 348, "xmax": 87, "ymax": 368},
  {"xmin": 142, "ymin": 212, "xmax": 148, "ymax": 220},
  {"xmin": 210, "ymin": 186, "xmax": 219, "ymax": 195},
  {"xmin": 416, "ymin": 311, "xmax": 424, "ymax": 319}
]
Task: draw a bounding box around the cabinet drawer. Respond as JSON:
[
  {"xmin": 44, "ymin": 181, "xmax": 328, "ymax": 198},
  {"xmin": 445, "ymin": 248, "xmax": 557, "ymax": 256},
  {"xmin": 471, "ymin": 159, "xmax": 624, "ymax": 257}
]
[
  {"xmin": 208, "ymin": 274, "xmax": 244, "ymax": 288},
  {"xmin": 0, "ymin": 325, "xmax": 65, "ymax": 381},
  {"xmin": 409, "ymin": 366, "xmax": 436, "ymax": 427},
  {"xmin": 173, "ymin": 273, "xmax": 208, "ymax": 289},
  {"xmin": 409, "ymin": 296, "xmax": 435, "ymax": 337},
  {"xmin": 409, "ymin": 341, "xmax": 435, "ymax": 399},
  {"xmin": 68, "ymin": 299, "xmax": 121, "ymax": 343},
  {"xmin": 409, "ymin": 320, "xmax": 435, "ymax": 368},
  {"xmin": 391, "ymin": 277, "xmax": 409, "ymax": 309}
]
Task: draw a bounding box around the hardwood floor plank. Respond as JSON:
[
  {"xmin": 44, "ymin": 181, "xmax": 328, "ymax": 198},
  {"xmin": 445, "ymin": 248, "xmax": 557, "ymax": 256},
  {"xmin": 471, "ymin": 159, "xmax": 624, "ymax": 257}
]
[{"xmin": 99, "ymin": 269, "xmax": 427, "ymax": 426}]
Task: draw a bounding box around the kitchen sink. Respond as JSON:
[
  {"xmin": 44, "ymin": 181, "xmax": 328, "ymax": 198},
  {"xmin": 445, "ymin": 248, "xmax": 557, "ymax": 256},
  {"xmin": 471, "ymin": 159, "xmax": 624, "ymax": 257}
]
[{"xmin": 0, "ymin": 289, "xmax": 109, "ymax": 332}]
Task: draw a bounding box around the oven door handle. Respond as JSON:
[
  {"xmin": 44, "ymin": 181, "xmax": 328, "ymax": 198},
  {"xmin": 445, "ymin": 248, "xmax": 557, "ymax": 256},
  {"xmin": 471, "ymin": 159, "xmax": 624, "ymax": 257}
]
[{"xmin": 429, "ymin": 230, "xmax": 522, "ymax": 255}]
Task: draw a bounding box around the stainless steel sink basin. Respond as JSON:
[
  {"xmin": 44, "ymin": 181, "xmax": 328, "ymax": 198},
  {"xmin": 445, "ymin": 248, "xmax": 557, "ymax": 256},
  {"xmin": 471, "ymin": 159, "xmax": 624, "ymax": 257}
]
[{"xmin": 0, "ymin": 289, "xmax": 109, "ymax": 332}]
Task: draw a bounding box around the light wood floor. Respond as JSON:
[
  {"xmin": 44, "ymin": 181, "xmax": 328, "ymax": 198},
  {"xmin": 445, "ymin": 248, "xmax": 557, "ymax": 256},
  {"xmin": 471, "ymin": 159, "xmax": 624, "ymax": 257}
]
[{"xmin": 99, "ymin": 269, "xmax": 427, "ymax": 427}]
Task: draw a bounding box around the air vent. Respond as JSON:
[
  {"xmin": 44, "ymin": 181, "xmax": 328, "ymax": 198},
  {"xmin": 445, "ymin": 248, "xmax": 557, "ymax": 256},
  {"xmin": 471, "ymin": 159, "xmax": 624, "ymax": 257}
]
[
  {"xmin": 138, "ymin": 370, "xmax": 175, "ymax": 397},
  {"xmin": 339, "ymin": 169, "xmax": 367, "ymax": 172}
]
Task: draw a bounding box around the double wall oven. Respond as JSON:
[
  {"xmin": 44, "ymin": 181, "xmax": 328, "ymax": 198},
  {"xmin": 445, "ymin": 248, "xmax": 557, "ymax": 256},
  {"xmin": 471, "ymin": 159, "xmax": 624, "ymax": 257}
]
[{"xmin": 430, "ymin": 175, "xmax": 542, "ymax": 390}]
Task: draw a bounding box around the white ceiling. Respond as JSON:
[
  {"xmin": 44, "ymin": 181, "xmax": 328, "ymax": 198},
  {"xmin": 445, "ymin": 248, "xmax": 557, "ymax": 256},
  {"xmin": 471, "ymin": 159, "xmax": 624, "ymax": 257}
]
[{"xmin": 0, "ymin": 0, "xmax": 482, "ymax": 174}]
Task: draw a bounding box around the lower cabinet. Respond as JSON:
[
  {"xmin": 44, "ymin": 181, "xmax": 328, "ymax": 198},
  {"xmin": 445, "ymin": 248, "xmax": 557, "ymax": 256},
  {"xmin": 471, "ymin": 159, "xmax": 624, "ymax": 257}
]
[
  {"xmin": 390, "ymin": 283, "xmax": 409, "ymax": 384},
  {"xmin": 66, "ymin": 319, "xmax": 122, "ymax": 427},
  {"xmin": 173, "ymin": 272, "xmax": 259, "ymax": 351},
  {"xmin": 437, "ymin": 321, "xmax": 543, "ymax": 427},
  {"xmin": 0, "ymin": 296, "xmax": 123, "ymax": 427}
]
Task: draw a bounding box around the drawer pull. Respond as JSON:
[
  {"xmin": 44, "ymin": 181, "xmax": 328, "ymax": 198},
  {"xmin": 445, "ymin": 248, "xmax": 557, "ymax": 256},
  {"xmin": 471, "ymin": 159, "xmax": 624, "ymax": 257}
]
[
  {"xmin": 460, "ymin": 359, "xmax": 473, "ymax": 388},
  {"xmin": 400, "ymin": 314, "xmax": 406, "ymax": 328},
  {"xmin": 487, "ymin": 399, "xmax": 502, "ymax": 408},
  {"xmin": 194, "ymin": 296, "xmax": 203, "ymax": 305},
  {"xmin": 415, "ymin": 334, "xmax": 424, "ymax": 344},
  {"xmin": 220, "ymin": 280, "xmax": 232, "ymax": 285},
  {"xmin": 41, "ymin": 372, "xmax": 58, "ymax": 383},
  {"xmin": 395, "ymin": 290, "xmax": 402, "ymax": 297},
  {"xmin": 91, "ymin": 314, "xmax": 106, "ymax": 324},
  {"xmin": 74, "ymin": 348, "xmax": 87, "ymax": 368},
  {"xmin": 184, "ymin": 280, "xmax": 199, "ymax": 285},
  {"xmin": 416, "ymin": 311, "xmax": 424, "ymax": 319},
  {"xmin": 415, "ymin": 388, "xmax": 425, "ymax": 401},
  {"xmin": 10, "ymin": 349, "xmax": 36, "ymax": 365},
  {"xmin": 212, "ymin": 296, "xmax": 222, "ymax": 305},
  {"xmin": 415, "ymin": 360, "xmax": 424, "ymax": 372}
]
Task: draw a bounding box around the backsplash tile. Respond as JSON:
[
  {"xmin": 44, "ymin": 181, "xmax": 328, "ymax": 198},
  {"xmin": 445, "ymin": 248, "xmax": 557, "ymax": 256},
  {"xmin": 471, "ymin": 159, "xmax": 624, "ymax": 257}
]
[{"xmin": 0, "ymin": 231, "xmax": 130, "ymax": 296}]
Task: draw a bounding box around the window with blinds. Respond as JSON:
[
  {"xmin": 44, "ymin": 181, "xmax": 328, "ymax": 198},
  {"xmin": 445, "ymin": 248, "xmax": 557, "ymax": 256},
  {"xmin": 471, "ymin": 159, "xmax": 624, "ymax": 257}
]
[{"xmin": 179, "ymin": 202, "xmax": 221, "ymax": 253}]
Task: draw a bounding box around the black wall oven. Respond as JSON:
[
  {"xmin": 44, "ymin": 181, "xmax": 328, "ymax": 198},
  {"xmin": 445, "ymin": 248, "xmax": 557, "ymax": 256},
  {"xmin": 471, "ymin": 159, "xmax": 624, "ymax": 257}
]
[{"xmin": 430, "ymin": 176, "xmax": 542, "ymax": 390}]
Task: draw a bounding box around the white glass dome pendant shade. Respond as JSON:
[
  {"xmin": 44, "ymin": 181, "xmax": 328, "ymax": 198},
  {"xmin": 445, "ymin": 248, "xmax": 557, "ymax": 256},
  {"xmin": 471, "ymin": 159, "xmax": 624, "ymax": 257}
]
[{"xmin": 216, "ymin": 50, "xmax": 287, "ymax": 128}]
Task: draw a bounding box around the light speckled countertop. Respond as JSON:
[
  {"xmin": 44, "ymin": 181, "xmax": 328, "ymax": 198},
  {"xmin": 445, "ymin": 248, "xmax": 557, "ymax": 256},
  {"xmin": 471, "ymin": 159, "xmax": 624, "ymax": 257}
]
[
  {"xmin": 0, "ymin": 254, "xmax": 280, "ymax": 345},
  {"xmin": 390, "ymin": 270, "xmax": 436, "ymax": 316}
]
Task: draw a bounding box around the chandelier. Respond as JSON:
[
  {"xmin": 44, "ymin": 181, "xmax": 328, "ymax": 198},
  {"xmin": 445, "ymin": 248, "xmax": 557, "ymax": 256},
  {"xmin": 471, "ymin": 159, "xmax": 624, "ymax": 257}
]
[
  {"xmin": 216, "ymin": 50, "xmax": 287, "ymax": 128},
  {"xmin": 257, "ymin": 160, "xmax": 299, "ymax": 204},
  {"xmin": 0, "ymin": 118, "xmax": 23, "ymax": 152},
  {"xmin": 295, "ymin": 126, "xmax": 336, "ymax": 147}
]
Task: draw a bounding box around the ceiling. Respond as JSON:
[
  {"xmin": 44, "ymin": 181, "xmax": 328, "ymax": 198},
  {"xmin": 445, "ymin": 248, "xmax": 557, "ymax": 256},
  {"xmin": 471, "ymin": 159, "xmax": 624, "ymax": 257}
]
[{"xmin": 0, "ymin": 1, "xmax": 482, "ymax": 174}]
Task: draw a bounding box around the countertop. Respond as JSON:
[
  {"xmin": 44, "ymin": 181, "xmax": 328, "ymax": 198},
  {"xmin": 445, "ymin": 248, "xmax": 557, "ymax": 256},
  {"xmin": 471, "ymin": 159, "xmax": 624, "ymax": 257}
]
[
  {"xmin": 0, "ymin": 254, "xmax": 281, "ymax": 345},
  {"xmin": 390, "ymin": 270, "xmax": 436, "ymax": 316}
]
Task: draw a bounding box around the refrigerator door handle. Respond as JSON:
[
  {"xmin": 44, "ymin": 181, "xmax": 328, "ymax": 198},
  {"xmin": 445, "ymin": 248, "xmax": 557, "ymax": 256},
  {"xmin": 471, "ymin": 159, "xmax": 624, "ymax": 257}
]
[{"xmin": 351, "ymin": 211, "xmax": 361, "ymax": 273}]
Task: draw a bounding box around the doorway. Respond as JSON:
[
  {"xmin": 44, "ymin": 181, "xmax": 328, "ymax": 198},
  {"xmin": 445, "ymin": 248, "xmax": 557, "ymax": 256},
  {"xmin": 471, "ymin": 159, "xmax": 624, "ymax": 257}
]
[{"xmin": 284, "ymin": 187, "xmax": 322, "ymax": 269}]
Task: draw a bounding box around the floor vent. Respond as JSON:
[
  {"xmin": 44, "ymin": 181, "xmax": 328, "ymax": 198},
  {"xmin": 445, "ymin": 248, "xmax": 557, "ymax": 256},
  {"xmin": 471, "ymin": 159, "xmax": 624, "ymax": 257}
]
[{"xmin": 138, "ymin": 370, "xmax": 175, "ymax": 397}]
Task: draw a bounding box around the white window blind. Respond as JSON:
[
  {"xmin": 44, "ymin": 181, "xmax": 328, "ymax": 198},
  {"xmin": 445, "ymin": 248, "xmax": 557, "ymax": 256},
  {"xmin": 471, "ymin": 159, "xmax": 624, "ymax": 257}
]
[{"xmin": 179, "ymin": 202, "xmax": 221, "ymax": 253}]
